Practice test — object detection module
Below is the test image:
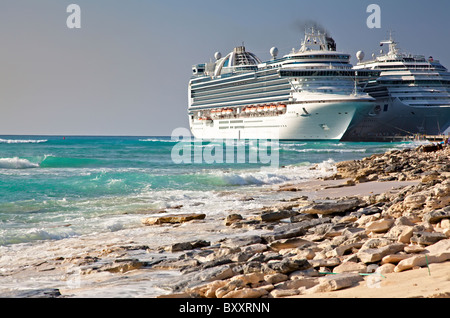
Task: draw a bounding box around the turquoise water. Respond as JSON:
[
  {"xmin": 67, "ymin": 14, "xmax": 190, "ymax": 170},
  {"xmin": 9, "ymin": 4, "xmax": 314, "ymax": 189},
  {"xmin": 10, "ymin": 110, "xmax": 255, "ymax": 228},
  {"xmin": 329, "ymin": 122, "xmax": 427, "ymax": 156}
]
[{"xmin": 0, "ymin": 135, "xmax": 413, "ymax": 246}]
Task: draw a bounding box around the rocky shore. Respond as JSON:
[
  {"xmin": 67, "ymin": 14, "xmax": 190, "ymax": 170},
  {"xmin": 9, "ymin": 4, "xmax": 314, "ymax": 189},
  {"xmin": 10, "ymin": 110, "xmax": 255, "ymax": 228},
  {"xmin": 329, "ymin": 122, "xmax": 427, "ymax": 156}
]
[
  {"xmin": 151, "ymin": 144, "xmax": 450, "ymax": 298},
  {"xmin": 1, "ymin": 144, "xmax": 449, "ymax": 298}
]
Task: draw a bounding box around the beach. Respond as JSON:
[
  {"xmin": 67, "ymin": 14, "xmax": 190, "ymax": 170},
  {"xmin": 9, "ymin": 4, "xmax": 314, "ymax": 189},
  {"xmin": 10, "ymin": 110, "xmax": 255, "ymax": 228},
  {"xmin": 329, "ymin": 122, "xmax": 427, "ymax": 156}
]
[{"xmin": 0, "ymin": 142, "xmax": 449, "ymax": 298}]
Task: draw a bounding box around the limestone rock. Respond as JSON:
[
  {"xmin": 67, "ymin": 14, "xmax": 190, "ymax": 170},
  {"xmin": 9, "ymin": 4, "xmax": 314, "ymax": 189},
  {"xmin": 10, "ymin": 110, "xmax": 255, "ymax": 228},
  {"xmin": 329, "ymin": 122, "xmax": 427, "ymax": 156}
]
[
  {"xmin": 257, "ymin": 210, "xmax": 297, "ymax": 222},
  {"xmin": 375, "ymin": 263, "xmax": 396, "ymax": 274},
  {"xmin": 268, "ymin": 237, "xmax": 314, "ymax": 251},
  {"xmin": 264, "ymin": 273, "xmax": 288, "ymax": 285},
  {"xmin": 225, "ymin": 214, "xmax": 243, "ymax": 226},
  {"xmin": 410, "ymin": 231, "xmax": 447, "ymax": 246},
  {"xmin": 265, "ymin": 258, "xmax": 311, "ymax": 274},
  {"xmin": 332, "ymin": 261, "xmax": 367, "ymax": 274},
  {"xmin": 395, "ymin": 239, "xmax": 450, "ymax": 272},
  {"xmin": 423, "ymin": 209, "xmax": 450, "ymax": 224},
  {"xmin": 404, "ymin": 245, "xmax": 426, "ymax": 253},
  {"xmin": 230, "ymin": 272, "xmax": 265, "ymax": 286},
  {"xmin": 381, "ymin": 253, "xmax": 413, "ymax": 264},
  {"xmin": 221, "ymin": 287, "xmax": 268, "ymax": 299},
  {"xmin": 310, "ymin": 257, "xmax": 341, "ymax": 268},
  {"xmin": 274, "ymin": 277, "xmax": 319, "ymax": 290},
  {"xmin": 261, "ymin": 224, "xmax": 307, "ymax": 243},
  {"xmin": 167, "ymin": 240, "xmax": 210, "ymax": 252},
  {"xmin": 299, "ymin": 197, "xmax": 362, "ymax": 215},
  {"xmin": 306, "ymin": 273, "xmax": 363, "ymax": 293},
  {"xmin": 269, "ymin": 289, "xmax": 300, "ymax": 298},
  {"xmin": 220, "ymin": 235, "xmax": 262, "ymax": 248},
  {"xmin": 357, "ymin": 243, "xmax": 405, "ymax": 264},
  {"xmin": 403, "ymin": 194, "xmax": 427, "ymax": 210},
  {"xmin": 398, "ymin": 227, "xmax": 414, "ymax": 244},
  {"xmin": 365, "ymin": 218, "xmax": 395, "ymax": 233},
  {"xmin": 142, "ymin": 213, "xmax": 206, "ymax": 225},
  {"xmin": 103, "ymin": 259, "xmax": 147, "ymax": 273}
]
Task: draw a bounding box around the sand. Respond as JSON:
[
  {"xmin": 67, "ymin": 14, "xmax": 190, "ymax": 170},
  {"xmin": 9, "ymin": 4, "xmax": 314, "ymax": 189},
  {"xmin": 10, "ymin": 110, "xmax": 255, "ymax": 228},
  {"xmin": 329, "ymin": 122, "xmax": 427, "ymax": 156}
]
[{"xmin": 291, "ymin": 261, "xmax": 450, "ymax": 298}]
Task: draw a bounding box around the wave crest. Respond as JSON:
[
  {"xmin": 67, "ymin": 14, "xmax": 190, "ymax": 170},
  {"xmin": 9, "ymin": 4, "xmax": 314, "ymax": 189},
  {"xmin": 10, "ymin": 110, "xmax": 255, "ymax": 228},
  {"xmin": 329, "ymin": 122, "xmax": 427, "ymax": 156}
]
[
  {"xmin": 0, "ymin": 138, "xmax": 47, "ymax": 144},
  {"xmin": 0, "ymin": 157, "xmax": 39, "ymax": 169}
]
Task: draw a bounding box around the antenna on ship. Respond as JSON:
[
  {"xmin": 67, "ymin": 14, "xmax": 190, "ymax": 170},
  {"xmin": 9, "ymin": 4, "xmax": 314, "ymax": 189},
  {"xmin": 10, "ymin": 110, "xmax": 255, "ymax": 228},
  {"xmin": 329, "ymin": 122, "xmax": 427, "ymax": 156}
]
[{"xmin": 380, "ymin": 30, "xmax": 398, "ymax": 57}]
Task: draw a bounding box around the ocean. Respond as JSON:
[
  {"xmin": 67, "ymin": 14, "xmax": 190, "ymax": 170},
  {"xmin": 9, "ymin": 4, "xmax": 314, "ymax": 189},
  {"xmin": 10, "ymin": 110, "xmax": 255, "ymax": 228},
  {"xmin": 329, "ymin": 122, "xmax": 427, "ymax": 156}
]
[{"xmin": 0, "ymin": 135, "xmax": 415, "ymax": 248}]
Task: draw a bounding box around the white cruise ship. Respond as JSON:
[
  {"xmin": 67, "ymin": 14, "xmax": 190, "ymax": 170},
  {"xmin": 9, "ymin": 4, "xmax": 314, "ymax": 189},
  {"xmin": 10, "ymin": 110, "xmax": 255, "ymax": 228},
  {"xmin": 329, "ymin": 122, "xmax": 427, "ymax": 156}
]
[
  {"xmin": 188, "ymin": 29, "xmax": 376, "ymax": 140},
  {"xmin": 342, "ymin": 35, "xmax": 450, "ymax": 141}
]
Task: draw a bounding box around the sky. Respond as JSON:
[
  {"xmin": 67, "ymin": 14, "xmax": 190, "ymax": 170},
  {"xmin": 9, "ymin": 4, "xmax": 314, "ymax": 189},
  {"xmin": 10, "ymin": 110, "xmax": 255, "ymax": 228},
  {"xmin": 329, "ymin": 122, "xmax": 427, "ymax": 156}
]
[{"xmin": 0, "ymin": 0, "xmax": 449, "ymax": 136}]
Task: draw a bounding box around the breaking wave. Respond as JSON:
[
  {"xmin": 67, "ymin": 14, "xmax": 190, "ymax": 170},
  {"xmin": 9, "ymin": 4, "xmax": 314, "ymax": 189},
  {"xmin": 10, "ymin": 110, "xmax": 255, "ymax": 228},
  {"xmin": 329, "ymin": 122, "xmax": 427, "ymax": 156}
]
[
  {"xmin": 0, "ymin": 138, "xmax": 47, "ymax": 144},
  {"xmin": 0, "ymin": 157, "xmax": 40, "ymax": 169}
]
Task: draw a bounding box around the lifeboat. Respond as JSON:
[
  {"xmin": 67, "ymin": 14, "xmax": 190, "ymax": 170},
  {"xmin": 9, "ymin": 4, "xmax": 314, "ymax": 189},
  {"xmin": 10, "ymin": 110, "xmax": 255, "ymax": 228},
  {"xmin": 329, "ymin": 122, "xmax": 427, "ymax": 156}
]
[
  {"xmin": 250, "ymin": 106, "xmax": 257, "ymax": 113},
  {"xmin": 270, "ymin": 104, "xmax": 277, "ymax": 112},
  {"xmin": 227, "ymin": 108, "xmax": 233, "ymax": 115},
  {"xmin": 257, "ymin": 105, "xmax": 264, "ymax": 113},
  {"xmin": 211, "ymin": 109, "xmax": 220, "ymax": 118},
  {"xmin": 221, "ymin": 108, "xmax": 227, "ymax": 116},
  {"xmin": 277, "ymin": 104, "xmax": 287, "ymax": 112},
  {"xmin": 264, "ymin": 105, "xmax": 270, "ymax": 112}
]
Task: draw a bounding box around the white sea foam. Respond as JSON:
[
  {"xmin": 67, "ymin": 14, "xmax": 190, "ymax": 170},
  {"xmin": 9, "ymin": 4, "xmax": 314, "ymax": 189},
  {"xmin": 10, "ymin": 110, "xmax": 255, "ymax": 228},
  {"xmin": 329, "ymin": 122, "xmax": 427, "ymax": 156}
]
[
  {"xmin": 138, "ymin": 138, "xmax": 176, "ymax": 143},
  {"xmin": 0, "ymin": 157, "xmax": 39, "ymax": 169},
  {"xmin": 0, "ymin": 138, "xmax": 47, "ymax": 144},
  {"xmin": 212, "ymin": 159, "xmax": 337, "ymax": 187},
  {"xmin": 289, "ymin": 148, "xmax": 367, "ymax": 153}
]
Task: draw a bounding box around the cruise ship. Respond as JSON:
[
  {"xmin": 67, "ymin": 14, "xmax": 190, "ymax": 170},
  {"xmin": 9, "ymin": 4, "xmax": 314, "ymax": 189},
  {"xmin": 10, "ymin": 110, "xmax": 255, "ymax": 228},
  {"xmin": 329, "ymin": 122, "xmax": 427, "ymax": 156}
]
[
  {"xmin": 188, "ymin": 29, "xmax": 377, "ymax": 140},
  {"xmin": 342, "ymin": 35, "xmax": 450, "ymax": 141}
]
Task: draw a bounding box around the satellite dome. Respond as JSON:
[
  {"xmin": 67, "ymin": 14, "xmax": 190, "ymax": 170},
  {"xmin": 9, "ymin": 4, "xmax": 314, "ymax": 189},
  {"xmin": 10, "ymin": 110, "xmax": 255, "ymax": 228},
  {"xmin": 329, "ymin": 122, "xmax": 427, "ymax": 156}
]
[
  {"xmin": 356, "ymin": 50, "xmax": 365, "ymax": 62},
  {"xmin": 214, "ymin": 52, "xmax": 222, "ymax": 60},
  {"xmin": 270, "ymin": 47, "xmax": 279, "ymax": 59}
]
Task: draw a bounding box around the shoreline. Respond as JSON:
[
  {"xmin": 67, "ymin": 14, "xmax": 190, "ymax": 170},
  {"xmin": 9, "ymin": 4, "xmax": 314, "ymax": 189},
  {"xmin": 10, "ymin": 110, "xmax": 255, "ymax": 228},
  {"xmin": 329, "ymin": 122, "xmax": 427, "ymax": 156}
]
[{"xmin": 0, "ymin": 144, "xmax": 449, "ymax": 298}]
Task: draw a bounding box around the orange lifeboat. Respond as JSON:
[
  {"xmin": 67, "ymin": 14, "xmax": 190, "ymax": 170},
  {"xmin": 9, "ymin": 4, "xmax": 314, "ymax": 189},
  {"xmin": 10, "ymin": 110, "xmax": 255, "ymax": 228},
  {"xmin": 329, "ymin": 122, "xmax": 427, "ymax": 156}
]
[
  {"xmin": 257, "ymin": 105, "xmax": 264, "ymax": 113},
  {"xmin": 264, "ymin": 105, "xmax": 270, "ymax": 112},
  {"xmin": 270, "ymin": 104, "xmax": 276, "ymax": 111}
]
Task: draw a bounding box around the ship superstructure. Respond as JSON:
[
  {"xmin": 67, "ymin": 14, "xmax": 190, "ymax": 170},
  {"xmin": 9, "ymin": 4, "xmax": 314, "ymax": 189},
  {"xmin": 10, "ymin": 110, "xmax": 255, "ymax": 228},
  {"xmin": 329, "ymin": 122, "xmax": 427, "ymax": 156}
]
[
  {"xmin": 342, "ymin": 35, "xmax": 450, "ymax": 141},
  {"xmin": 188, "ymin": 29, "xmax": 377, "ymax": 140}
]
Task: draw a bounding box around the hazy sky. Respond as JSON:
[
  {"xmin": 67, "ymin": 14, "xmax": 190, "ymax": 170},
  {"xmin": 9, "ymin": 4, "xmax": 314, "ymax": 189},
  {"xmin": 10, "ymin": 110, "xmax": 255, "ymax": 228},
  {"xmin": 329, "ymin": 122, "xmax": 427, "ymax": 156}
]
[{"xmin": 0, "ymin": 0, "xmax": 449, "ymax": 136}]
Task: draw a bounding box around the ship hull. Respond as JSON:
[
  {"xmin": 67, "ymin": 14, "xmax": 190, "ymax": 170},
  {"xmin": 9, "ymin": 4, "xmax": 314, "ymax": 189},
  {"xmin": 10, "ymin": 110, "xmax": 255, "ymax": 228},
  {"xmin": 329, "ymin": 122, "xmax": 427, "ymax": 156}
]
[
  {"xmin": 342, "ymin": 98, "xmax": 450, "ymax": 141},
  {"xmin": 190, "ymin": 100, "xmax": 374, "ymax": 140}
]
